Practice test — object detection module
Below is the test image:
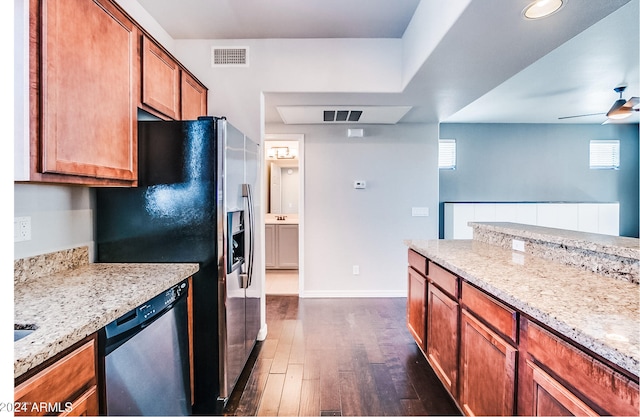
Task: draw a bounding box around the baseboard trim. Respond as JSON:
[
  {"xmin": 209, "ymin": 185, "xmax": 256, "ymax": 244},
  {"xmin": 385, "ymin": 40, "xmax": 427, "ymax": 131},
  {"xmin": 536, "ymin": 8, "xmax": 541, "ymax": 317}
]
[{"xmin": 299, "ymin": 290, "xmax": 406, "ymax": 298}]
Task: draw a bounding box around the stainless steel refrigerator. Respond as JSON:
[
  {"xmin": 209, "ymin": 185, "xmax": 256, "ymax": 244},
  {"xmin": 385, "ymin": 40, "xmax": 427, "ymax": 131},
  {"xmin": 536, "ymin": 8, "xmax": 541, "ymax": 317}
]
[{"xmin": 96, "ymin": 116, "xmax": 261, "ymax": 414}]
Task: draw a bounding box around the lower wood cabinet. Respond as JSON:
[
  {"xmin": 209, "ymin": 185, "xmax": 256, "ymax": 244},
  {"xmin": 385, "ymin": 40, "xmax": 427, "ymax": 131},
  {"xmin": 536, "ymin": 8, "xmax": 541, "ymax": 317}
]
[
  {"xmin": 518, "ymin": 318, "xmax": 639, "ymax": 416},
  {"xmin": 524, "ymin": 360, "xmax": 598, "ymax": 416},
  {"xmin": 406, "ymin": 249, "xmax": 640, "ymax": 417},
  {"xmin": 15, "ymin": 336, "xmax": 98, "ymax": 416},
  {"xmin": 407, "ymin": 266, "xmax": 427, "ymax": 350},
  {"xmin": 426, "ymin": 284, "xmax": 459, "ymax": 397},
  {"xmin": 459, "ymin": 309, "xmax": 517, "ymax": 416}
]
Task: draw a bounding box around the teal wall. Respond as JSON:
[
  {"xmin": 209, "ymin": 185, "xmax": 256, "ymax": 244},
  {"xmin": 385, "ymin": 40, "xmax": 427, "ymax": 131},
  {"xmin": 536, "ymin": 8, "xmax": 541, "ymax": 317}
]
[{"xmin": 439, "ymin": 123, "xmax": 639, "ymax": 237}]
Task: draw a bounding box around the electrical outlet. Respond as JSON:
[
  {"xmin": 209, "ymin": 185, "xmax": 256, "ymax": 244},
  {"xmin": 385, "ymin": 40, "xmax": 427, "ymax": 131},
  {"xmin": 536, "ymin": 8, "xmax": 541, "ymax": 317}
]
[
  {"xmin": 14, "ymin": 217, "xmax": 32, "ymax": 242},
  {"xmin": 352, "ymin": 265, "xmax": 360, "ymax": 275}
]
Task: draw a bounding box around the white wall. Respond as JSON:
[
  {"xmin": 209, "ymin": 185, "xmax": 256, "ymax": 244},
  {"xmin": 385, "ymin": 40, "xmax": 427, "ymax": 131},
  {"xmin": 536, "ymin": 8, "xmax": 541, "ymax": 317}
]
[
  {"xmin": 13, "ymin": 184, "xmax": 95, "ymax": 260},
  {"xmin": 172, "ymin": 38, "xmax": 403, "ymax": 140},
  {"xmin": 268, "ymin": 123, "xmax": 439, "ymax": 297}
]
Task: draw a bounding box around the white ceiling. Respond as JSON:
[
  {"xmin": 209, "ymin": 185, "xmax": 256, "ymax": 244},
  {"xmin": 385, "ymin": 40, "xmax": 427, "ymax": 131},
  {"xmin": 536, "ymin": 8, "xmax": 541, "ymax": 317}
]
[{"xmin": 137, "ymin": 0, "xmax": 639, "ymax": 125}]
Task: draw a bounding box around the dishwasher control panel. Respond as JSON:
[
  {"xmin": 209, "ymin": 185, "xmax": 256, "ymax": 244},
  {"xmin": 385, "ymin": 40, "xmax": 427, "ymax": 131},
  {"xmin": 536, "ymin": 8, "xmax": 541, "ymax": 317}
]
[{"xmin": 105, "ymin": 280, "xmax": 188, "ymax": 339}]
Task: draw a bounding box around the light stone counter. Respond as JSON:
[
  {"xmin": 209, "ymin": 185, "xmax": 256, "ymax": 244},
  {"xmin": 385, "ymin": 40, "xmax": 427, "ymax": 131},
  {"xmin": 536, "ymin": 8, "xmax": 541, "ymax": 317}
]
[
  {"xmin": 264, "ymin": 214, "xmax": 299, "ymax": 225},
  {"xmin": 405, "ymin": 239, "xmax": 639, "ymax": 377},
  {"xmin": 470, "ymin": 222, "xmax": 639, "ymax": 284},
  {"xmin": 14, "ymin": 253, "xmax": 198, "ymax": 379},
  {"xmin": 469, "ymin": 222, "xmax": 640, "ymax": 259}
]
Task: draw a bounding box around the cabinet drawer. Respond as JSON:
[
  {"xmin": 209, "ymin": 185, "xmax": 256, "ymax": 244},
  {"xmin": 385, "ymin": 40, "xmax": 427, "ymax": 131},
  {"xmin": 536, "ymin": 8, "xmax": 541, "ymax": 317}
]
[
  {"xmin": 408, "ymin": 249, "xmax": 427, "ymax": 276},
  {"xmin": 523, "ymin": 319, "xmax": 639, "ymax": 416},
  {"xmin": 59, "ymin": 385, "xmax": 98, "ymax": 417},
  {"xmin": 461, "ymin": 281, "xmax": 517, "ymax": 343},
  {"xmin": 428, "ymin": 262, "xmax": 458, "ymax": 298},
  {"xmin": 15, "ymin": 339, "xmax": 96, "ymax": 414}
]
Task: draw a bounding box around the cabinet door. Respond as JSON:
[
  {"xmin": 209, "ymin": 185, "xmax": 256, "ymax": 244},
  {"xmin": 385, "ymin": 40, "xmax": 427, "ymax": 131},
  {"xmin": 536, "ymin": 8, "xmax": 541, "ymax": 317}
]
[
  {"xmin": 519, "ymin": 319, "xmax": 639, "ymax": 416},
  {"xmin": 277, "ymin": 224, "xmax": 299, "ymax": 268},
  {"xmin": 265, "ymin": 224, "xmax": 276, "ymax": 269},
  {"xmin": 426, "ymin": 284, "xmax": 459, "ymax": 397},
  {"xmin": 181, "ymin": 72, "xmax": 207, "ymax": 120},
  {"xmin": 141, "ymin": 36, "xmax": 181, "ymax": 119},
  {"xmin": 525, "ymin": 361, "xmax": 598, "ymax": 416},
  {"xmin": 407, "ymin": 267, "xmax": 427, "ymax": 350},
  {"xmin": 459, "ymin": 309, "xmax": 516, "ymax": 416},
  {"xmin": 40, "ymin": 0, "xmax": 137, "ymax": 181}
]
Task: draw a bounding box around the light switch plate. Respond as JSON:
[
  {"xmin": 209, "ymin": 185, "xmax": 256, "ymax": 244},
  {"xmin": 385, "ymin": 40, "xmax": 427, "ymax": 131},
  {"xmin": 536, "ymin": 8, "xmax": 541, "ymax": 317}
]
[{"xmin": 412, "ymin": 207, "xmax": 429, "ymax": 217}]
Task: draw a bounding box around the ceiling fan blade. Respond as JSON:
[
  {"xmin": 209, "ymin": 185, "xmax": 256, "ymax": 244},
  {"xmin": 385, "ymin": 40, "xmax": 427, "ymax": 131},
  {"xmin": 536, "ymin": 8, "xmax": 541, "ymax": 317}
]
[
  {"xmin": 558, "ymin": 112, "xmax": 605, "ymax": 120},
  {"xmin": 621, "ymin": 97, "xmax": 640, "ymax": 109}
]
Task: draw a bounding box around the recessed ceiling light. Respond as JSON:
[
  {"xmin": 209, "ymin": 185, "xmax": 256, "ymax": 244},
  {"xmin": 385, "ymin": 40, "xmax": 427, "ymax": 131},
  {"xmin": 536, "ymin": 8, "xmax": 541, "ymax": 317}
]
[{"xmin": 523, "ymin": 0, "xmax": 564, "ymax": 20}]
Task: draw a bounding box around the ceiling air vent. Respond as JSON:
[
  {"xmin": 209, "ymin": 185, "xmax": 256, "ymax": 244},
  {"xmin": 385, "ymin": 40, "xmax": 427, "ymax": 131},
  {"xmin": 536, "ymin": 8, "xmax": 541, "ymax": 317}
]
[
  {"xmin": 211, "ymin": 46, "xmax": 249, "ymax": 67},
  {"xmin": 323, "ymin": 110, "xmax": 362, "ymax": 122}
]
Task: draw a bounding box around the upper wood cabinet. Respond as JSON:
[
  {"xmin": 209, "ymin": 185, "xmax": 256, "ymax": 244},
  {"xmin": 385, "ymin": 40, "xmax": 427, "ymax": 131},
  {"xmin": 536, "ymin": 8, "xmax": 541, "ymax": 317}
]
[
  {"xmin": 181, "ymin": 71, "xmax": 208, "ymax": 120},
  {"xmin": 29, "ymin": 0, "xmax": 138, "ymax": 184},
  {"xmin": 22, "ymin": 0, "xmax": 208, "ymax": 185},
  {"xmin": 141, "ymin": 36, "xmax": 181, "ymax": 120}
]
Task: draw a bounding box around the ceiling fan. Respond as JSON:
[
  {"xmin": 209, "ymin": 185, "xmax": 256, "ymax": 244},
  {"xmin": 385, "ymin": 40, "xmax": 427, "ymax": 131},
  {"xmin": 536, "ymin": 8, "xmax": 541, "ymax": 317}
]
[{"xmin": 559, "ymin": 86, "xmax": 639, "ymax": 121}]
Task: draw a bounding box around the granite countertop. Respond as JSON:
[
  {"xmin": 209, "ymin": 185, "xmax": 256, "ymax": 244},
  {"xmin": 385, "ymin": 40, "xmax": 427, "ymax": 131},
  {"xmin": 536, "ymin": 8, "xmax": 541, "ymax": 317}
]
[
  {"xmin": 405, "ymin": 239, "xmax": 639, "ymax": 377},
  {"xmin": 469, "ymin": 222, "xmax": 640, "ymax": 259},
  {"xmin": 14, "ymin": 262, "xmax": 199, "ymax": 379}
]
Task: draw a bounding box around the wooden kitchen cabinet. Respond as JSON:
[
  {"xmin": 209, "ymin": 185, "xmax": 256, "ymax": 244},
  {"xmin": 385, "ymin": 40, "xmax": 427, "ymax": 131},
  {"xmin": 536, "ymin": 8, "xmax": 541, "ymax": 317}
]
[
  {"xmin": 181, "ymin": 72, "xmax": 208, "ymax": 120},
  {"xmin": 408, "ymin": 251, "xmax": 640, "ymax": 416},
  {"xmin": 265, "ymin": 224, "xmax": 299, "ymax": 269},
  {"xmin": 518, "ymin": 318, "xmax": 640, "ymax": 416},
  {"xmin": 141, "ymin": 36, "xmax": 181, "ymax": 120},
  {"xmin": 459, "ymin": 309, "xmax": 517, "ymax": 416},
  {"xmin": 15, "ymin": 335, "xmax": 98, "ymax": 416},
  {"xmin": 29, "ymin": 0, "xmax": 138, "ymax": 185},
  {"xmin": 407, "ymin": 250, "xmax": 427, "ymax": 350},
  {"xmin": 426, "ymin": 283, "xmax": 459, "ymax": 397}
]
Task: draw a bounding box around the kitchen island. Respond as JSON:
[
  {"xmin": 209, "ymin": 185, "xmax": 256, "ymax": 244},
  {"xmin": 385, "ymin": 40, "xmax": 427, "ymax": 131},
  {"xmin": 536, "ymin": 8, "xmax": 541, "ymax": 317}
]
[
  {"xmin": 14, "ymin": 246, "xmax": 199, "ymax": 379},
  {"xmin": 405, "ymin": 222, "xmax": 639, "ymax": 416}
]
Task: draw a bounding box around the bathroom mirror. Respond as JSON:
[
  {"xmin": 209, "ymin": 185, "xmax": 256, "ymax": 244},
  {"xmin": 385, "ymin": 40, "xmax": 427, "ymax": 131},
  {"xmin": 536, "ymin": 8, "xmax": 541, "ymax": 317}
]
[{"xmin": 265, "ymin": 141, "xmax": 299, "ymax": 214}]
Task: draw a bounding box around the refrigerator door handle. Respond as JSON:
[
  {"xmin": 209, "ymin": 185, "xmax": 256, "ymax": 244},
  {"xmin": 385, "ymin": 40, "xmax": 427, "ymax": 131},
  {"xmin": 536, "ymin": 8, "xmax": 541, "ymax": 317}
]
[
  {"xmin": 239, "ymin": 273, "xmax": 249, "ymax": 289},
  {"xmin": 242, "ymin": 183, "xmax": 255, "ymax": 286}
]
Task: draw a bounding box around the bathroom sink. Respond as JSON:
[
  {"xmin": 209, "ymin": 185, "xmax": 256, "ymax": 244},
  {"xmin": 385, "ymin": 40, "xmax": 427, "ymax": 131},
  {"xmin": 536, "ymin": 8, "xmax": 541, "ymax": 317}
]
[{"xmin": 14, "ymin": 324, "xmax": 36, "ymax": 342}]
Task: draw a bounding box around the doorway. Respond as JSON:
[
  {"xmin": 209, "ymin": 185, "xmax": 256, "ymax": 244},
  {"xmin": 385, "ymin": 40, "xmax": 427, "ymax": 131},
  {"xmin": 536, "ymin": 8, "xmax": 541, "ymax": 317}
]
[{"xmin": 263, "ymin": 134, "xmax": 304, "ymax": 296}]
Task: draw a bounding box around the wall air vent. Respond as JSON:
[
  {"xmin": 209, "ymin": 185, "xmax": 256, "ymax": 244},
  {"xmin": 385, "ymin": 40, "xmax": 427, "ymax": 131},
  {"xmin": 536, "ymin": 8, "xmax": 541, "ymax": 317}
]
[
  {"xmin": 211, "ymin": 46, "xmax": 249, "ymax": 67},
  {"xmin": 323, "ymin": 110, "xmax": 362, "ymax": 122}
]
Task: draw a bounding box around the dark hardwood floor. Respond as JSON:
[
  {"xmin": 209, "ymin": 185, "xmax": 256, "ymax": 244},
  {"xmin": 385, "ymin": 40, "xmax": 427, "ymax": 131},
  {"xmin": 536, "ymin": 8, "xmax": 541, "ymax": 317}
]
[{"xmin": 223, "ymin": 295, "xmax": 461, "ymax": 416}]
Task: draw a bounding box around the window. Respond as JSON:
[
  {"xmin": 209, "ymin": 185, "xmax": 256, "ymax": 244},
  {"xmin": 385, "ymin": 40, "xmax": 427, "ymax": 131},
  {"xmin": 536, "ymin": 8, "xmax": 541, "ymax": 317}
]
[
  {"xmin": 589, "ymin": 140, "xmax": 620, "ymax": 169},
  {"xmin": 439, "ymin": 139, "xmax": 456, "ymax": 170}
]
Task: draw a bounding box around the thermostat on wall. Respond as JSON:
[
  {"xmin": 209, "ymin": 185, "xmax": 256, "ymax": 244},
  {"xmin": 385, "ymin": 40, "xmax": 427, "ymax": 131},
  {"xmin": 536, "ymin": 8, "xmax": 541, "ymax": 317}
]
[{"xmin": 354, "ymin": 180, "xmax": 366, "ymax": 189}]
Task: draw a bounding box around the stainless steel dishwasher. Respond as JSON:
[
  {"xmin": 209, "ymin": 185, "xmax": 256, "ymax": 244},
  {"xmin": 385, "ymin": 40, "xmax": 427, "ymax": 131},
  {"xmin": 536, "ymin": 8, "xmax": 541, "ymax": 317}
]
[{"xmin": 102, "ymin": 279, "xmax": 191, "ymax": 416}]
